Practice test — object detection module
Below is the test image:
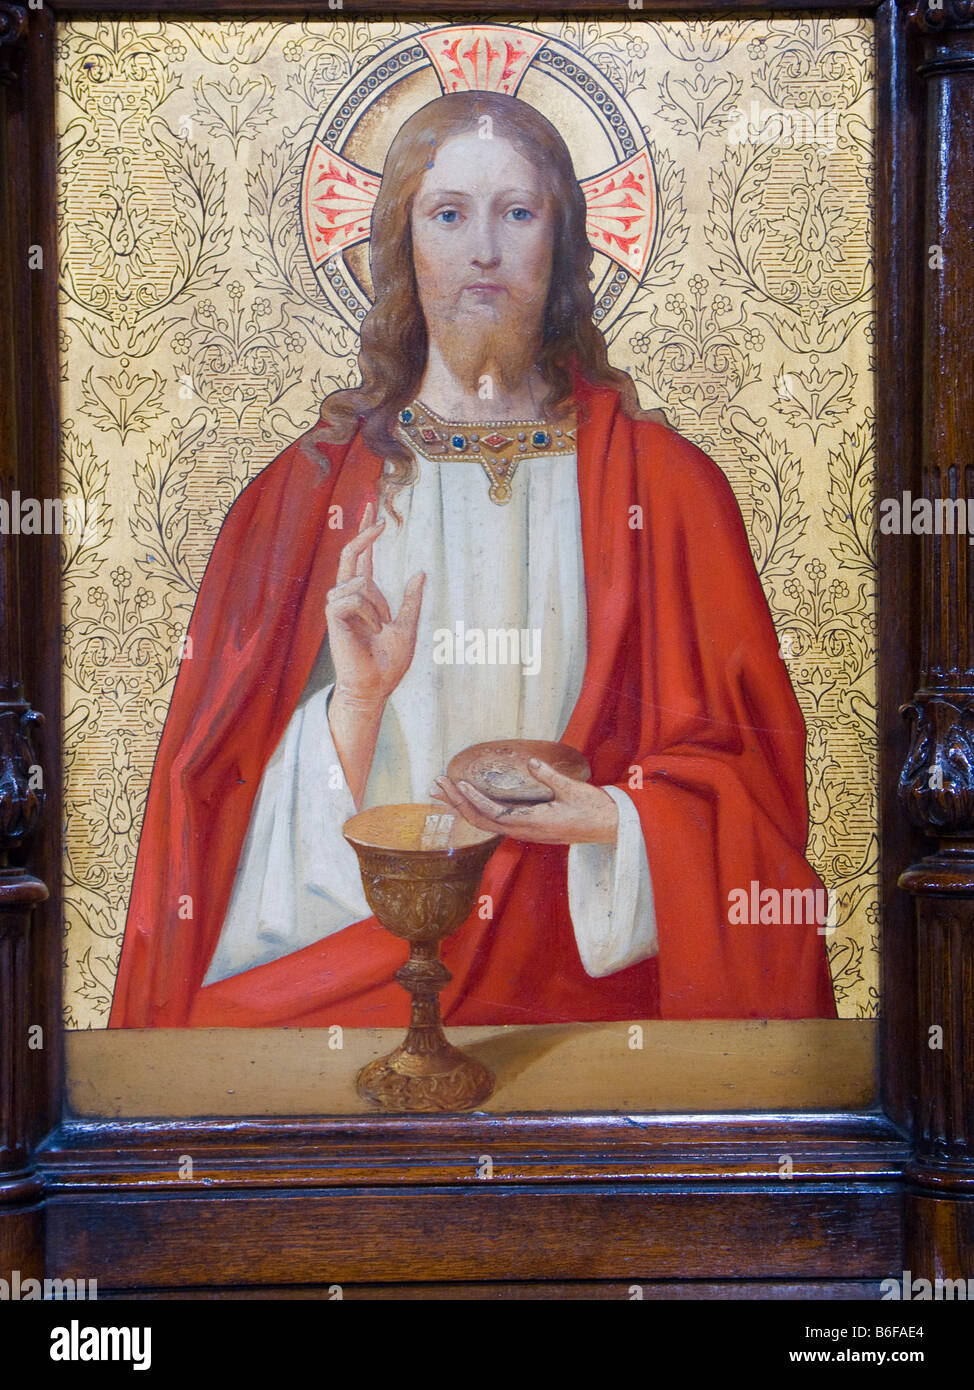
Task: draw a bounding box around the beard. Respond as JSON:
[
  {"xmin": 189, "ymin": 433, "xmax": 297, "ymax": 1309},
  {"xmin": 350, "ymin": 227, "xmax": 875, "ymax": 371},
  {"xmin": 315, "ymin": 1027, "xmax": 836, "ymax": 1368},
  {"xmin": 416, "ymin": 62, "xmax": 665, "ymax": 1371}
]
[{"xmin": 425, "ymin": 296, "xmax": 543, "ymax": 398}]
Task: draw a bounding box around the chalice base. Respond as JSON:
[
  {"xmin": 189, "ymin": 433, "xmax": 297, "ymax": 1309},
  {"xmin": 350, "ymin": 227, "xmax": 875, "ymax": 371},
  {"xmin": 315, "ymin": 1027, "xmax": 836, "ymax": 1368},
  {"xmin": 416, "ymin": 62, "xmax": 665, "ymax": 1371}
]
[{"xmin": 356, "ymin": 1035, "xmax": 494, "ymax": 1112}]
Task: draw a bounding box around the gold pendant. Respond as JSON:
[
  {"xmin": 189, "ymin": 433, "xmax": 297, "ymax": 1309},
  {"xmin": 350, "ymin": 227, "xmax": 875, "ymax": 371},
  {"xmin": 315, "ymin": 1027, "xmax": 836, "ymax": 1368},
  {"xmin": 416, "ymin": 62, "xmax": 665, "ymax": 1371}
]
[{"xmin": 397, "ymin": 400, "xmax": 577, "ymax": 504}]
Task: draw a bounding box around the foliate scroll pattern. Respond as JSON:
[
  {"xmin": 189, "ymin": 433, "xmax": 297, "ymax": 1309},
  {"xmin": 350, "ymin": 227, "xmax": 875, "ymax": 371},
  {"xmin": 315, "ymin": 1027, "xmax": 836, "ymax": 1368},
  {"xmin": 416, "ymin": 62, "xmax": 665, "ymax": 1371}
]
[{"xmin": 57, "ymin": 16, "xmax": 878, "ymax": 1024}]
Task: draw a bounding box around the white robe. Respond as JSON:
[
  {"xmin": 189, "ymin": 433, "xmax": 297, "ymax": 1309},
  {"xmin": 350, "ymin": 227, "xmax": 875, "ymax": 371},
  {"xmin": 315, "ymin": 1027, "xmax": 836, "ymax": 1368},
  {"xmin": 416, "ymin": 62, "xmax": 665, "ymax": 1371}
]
[{"xmin": 203, "ymin": 447, "xmax": 658, "ymax": 987}]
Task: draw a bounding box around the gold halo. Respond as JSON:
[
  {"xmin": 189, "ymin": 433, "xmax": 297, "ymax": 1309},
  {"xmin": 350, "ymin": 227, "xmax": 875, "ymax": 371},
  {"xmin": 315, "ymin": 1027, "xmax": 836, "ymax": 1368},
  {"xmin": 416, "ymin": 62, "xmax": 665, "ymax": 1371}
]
[{"xmin": 301, "ymin": 22, "xmax": 660, "ymax": 333}]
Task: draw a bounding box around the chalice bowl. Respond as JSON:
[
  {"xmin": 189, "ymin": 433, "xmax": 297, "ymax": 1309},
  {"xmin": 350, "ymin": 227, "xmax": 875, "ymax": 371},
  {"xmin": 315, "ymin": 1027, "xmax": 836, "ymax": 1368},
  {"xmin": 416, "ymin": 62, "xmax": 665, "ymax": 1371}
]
[{"xmin": 343, "ymin": 803, "xmax": 502, "ymax": 1112}]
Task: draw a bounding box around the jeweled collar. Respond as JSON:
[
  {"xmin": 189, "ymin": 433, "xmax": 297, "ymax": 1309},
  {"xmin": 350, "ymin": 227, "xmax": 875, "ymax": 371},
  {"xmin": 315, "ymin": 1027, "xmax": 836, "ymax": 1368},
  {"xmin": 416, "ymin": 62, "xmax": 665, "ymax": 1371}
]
[{"xmin": 397, "ymin": 399, "xmax": 577, "ymax": 505}]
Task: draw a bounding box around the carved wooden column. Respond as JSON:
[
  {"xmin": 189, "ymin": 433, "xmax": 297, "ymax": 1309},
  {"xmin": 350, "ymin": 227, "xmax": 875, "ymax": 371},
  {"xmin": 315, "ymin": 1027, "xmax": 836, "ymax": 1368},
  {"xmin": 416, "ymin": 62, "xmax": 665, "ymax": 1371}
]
[
  {"xmin": 0, "ymin": 3, "xmax": 48, "ymax": 1280},
  {"xmin": 898, "ymin": 0, "xmax": 974, "ymax": 1279}
]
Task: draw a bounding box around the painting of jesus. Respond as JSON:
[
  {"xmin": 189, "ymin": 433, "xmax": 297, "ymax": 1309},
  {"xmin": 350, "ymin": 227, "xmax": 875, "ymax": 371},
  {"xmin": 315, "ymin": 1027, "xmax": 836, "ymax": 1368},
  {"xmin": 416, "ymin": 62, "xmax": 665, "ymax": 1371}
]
[{"xmin": 108, "ymin": 86, "xmax": 836, "ymax": 1031}]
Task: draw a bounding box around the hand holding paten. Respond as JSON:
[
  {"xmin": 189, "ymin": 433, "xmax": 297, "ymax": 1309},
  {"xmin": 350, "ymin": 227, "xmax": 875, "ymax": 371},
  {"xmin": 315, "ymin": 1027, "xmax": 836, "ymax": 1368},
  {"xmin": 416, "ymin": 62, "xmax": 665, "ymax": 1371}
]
[{"xmin": 431, "ymin": 741, "xmax": 618, "ymax": 846}]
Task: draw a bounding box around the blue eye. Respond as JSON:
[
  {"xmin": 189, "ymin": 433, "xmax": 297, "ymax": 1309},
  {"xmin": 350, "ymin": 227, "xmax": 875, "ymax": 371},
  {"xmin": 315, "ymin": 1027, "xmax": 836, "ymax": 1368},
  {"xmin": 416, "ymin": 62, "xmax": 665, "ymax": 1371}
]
[
  {"xmin": 435, "ymin": 209, "xmax": 460, "ymax": 224},
  {"xmin": 508, "ymin": 207, "xmax": 533, "ymax": 221}
]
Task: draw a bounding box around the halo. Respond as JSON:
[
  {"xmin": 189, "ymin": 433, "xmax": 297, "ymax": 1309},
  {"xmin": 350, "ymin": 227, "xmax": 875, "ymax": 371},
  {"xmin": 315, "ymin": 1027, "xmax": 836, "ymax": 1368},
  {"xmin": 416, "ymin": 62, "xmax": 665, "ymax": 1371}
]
[{"xmin": 300, "ymin": 23, "xmax": 660, "ymax": 334}]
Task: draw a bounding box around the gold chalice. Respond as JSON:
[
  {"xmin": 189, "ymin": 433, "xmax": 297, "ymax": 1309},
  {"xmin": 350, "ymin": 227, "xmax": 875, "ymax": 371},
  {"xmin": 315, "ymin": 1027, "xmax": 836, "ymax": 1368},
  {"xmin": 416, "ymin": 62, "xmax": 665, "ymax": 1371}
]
[{"xmin": 343, "ymin": 803, "xmax": 501, "ymax": 1112}]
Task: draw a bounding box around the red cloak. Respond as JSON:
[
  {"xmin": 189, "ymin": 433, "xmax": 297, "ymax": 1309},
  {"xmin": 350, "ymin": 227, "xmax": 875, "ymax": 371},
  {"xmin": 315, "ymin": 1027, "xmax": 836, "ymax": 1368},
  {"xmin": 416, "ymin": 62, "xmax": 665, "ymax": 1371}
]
[{"xmin": 109, "ymin": 371, "xmax": 836, "ymax": 1027}]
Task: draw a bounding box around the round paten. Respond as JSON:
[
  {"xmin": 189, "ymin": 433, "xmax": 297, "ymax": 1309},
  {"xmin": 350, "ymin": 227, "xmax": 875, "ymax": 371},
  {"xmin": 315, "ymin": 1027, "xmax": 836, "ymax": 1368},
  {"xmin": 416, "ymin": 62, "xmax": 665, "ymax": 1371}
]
[{"xmin": 447, "ymin": 739, "xmax": 591, "ymax": 806}]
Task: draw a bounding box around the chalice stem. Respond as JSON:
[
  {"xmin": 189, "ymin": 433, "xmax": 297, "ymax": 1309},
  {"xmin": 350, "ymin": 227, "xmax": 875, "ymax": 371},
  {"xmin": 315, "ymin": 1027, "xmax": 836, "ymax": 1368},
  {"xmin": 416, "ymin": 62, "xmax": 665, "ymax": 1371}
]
[
  {"xmin": 355, "ymin": 938, "xmax": 494, "ymax": 1111},
  {"xmin": 398, "ymin": 941, "xmax": 452, "ymax": 1060}
]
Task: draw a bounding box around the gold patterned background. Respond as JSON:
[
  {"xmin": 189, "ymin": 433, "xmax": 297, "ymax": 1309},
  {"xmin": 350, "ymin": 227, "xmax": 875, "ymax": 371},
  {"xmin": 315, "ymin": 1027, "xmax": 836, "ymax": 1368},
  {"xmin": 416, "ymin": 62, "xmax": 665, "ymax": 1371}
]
[{"xmin": 56, "ymin": 15, "xmax": 878, "ymax": 1028}]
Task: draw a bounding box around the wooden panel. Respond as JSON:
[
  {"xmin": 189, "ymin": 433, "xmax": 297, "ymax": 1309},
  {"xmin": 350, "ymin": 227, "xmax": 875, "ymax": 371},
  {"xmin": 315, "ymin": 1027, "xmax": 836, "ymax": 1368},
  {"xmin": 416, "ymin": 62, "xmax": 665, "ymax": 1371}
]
[
  {"xmin": 47, "ymin": 1186, "xmax": 904, "ymax": 1287},
  {"xmin": 51, "ymin": 0, "xmax": 880, "ymax": 13},
  {"xmin": 38, "ymin": 1112, "xmax": 909, "ymax": 1190},
  {"xmin": 0, "ymin": 0, "xmax": 968, "ymax": 1292},
  {"xmin": 97, "ymin": 1279, "xmax": 888, "ymax": 1300}
]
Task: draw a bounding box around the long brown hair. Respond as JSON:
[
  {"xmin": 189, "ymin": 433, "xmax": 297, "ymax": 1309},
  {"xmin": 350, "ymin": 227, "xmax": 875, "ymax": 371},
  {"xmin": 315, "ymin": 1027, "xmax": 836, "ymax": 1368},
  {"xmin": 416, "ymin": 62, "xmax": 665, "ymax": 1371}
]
[{"xmin": 318, "ymin": 91, "xmax": 652, "ymax": 501}]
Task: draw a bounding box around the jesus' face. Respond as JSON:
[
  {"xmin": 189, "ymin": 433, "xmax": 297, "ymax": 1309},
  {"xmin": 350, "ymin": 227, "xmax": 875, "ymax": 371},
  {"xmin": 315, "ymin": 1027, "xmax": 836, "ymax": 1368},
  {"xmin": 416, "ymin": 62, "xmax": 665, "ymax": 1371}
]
[{"xmin": 409, "ymin": 131, "xmax": 554, "ymax": 398}]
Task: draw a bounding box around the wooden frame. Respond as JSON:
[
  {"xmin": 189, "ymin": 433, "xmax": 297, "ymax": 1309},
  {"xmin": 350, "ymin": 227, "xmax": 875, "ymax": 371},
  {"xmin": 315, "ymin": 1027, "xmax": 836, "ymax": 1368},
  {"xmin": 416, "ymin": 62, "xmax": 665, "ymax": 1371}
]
[{"xmin": 1, "ymin": 0, "xmax": 971, "ymax": 1294}]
